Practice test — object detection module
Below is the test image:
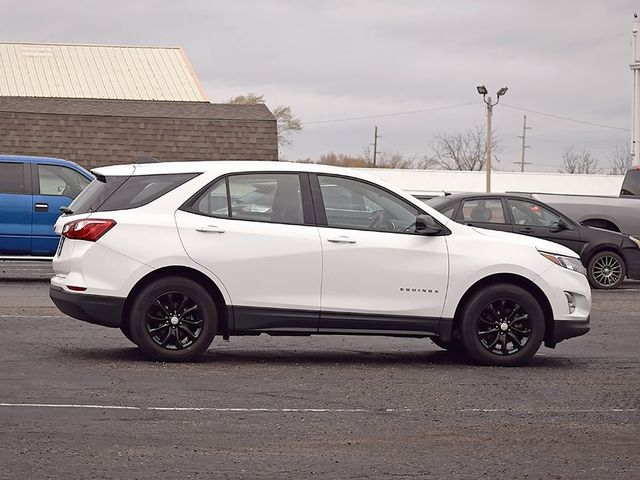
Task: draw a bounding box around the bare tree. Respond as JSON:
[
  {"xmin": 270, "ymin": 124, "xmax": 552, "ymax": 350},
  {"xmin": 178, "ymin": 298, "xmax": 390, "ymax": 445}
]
[
  {"xmin": 559, "ymin": 147, "xmax": 601, "ymax": 174},
  {"xmin": 227, "ymin": 93, "xmax": 302, "ymax": 148},
  {"xmin": 608, "ymin": 143, "xmax": 632, "ymax": 175},
  {"xmin": 358, "ymin": 145, "xmax": 416, "ymax": 168},
  {"xmin": 317, "ymin": 152, "xmax": 367, "ymax": 167},
  {"xmin": 423, "ymin": 125, "xmax": 499, "ymax": 171}
]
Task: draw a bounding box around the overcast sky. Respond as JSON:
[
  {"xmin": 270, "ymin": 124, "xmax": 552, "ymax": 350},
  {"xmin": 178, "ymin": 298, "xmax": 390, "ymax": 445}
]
[{"xmin": 2, "ymin": 0, "xmax": 637, "ymax": 171}]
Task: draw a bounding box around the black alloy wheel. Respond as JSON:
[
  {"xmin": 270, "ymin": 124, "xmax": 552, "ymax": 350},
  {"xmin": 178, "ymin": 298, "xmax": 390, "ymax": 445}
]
[
  {"xmin": 476, "ymin": 299, "xmax": 531, "ymax": 356},
  {"xmin": 129, "ymin": 276, "xmax": 218, "ymax": 361},
  {"xmin": 587, "ymin": 251, "xmax": 626, "ymax": 290},
  {"xmin": 145, "ymin": 291, "xmax": 203, "ymax": 350},
  {"xmin": 459, "ymin": 284, "xmax": 545, "ymax": 366}
]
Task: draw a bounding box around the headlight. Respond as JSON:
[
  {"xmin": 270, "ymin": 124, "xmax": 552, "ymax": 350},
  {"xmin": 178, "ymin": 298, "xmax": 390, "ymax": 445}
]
[
  {"xmin": 629, "ymin": 236, "xmax": 640, "ymax": 249},
  {"xmin": 539, "ymin": 251, "xmax": 587, "ymax": 276}
]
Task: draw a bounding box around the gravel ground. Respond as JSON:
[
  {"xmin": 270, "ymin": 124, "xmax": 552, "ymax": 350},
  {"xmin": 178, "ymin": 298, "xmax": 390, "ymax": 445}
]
[{"xmin": 0, "ymin": 281, "xmax": 638, "ymax": 479}]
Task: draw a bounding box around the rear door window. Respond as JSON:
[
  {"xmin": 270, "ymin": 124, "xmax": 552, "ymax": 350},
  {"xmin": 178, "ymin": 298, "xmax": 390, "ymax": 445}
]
[{"xmin": 228, "ymin": 173, "xmax": 304, "ymax": 225}]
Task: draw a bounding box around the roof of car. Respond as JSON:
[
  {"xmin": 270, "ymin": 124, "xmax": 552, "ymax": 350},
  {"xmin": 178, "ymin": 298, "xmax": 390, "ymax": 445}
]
[
  {"xmin": 426, "ymin": 192, "xmax": 535, "ymax": 203},
  {"xmin": 92, "ymin": 160, "xmax": 378, "ymax": 179},
  {"xmin": 0, "ymin": 154, "xmax": 77, "ymax": 165}
]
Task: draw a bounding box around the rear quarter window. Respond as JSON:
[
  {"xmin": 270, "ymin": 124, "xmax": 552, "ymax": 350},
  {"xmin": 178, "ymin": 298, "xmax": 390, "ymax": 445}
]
[{"xmin": 69, "ymin": 173, "xmax": 199, "ymax": 214}]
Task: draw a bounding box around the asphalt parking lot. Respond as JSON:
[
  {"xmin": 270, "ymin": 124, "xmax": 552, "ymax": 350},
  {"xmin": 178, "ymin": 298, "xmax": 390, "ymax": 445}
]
[{"xmin": 0, "ymin": 279, "xmax": 638, "ymax": 479}]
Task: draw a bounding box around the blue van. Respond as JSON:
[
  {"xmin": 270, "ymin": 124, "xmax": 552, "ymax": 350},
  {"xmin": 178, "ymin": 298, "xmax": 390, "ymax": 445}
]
[{"xmin": 0, "ymin": 155, "xmax": 93, "ymax": 256}]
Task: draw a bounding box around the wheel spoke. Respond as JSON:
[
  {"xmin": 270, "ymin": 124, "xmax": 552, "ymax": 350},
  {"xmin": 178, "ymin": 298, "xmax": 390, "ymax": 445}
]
[
  {"xmin": 180, "ymin": 317, "xmax": 203, "ymax": 326},
  {"xmin": 479, "ymin": 328, "xmax": 499, "ymax": 336},
  {"xmin": 507, "ymin": 332, "xmax": 524, "ymax": 350},
  {"xmin": 179, "ymin": 325, "xmax": 198, "ymax": 340},
  {"xmin": 158, "ymin": 328, "xmax": 173, "ymax": 346},
  {"xmin": 148, "ymin": 323, "xmax": 170, "ymax": 334},
  {"xmin": 176, "ymin": 294, "xmax": 189, "ymax": 315},
  {"xmin": 154, "ymin": 299, "xmax": 172, "ymax": 318},
  {"xmin": 180, "ymin": 305, "xmax": 199, "ymax": 318},
  {"xmin": 500, "ymin": 334, "xmax": 508, "ymax": 355},
  {"xmin": 508, "ymin": 313, "xmax": 528, "ymax": 326}
]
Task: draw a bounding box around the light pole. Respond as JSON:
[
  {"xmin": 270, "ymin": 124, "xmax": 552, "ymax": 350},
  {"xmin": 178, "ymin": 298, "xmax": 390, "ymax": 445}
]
[{"xmin": 477, "ymin": 85, "xmax": 508, "ymax": 192}]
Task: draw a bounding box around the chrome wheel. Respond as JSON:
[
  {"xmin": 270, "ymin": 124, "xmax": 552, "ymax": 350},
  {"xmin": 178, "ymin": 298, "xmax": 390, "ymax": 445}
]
[
  {"xmin": 591, "ymin": 254, "xmax": 623, "ymax": 288},
  {"xmin": 477, "ymin": 299, "xmax": 532, "ymax": 356},
  {"xmin": 145, "ymin": 291, "xmax": 203, "ymax": 350}
]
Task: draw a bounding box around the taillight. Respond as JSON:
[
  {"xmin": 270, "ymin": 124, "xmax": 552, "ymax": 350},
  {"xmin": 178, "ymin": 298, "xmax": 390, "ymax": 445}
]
[{"xmin": 62, "ymin": 219, "xmax": 116, "ymax": 241}]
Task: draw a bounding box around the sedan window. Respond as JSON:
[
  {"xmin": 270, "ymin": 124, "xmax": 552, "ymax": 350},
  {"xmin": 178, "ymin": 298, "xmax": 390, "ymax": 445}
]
[
  {"xmin": 507, "ymin": 199, "xmax": 562, "ymax": 227},
  {"xmin": 460, "ymin": 199, "xmax": 505, "ymax": 224}
]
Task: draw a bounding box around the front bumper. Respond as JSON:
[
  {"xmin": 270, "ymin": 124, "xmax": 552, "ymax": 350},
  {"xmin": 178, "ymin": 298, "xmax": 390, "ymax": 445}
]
[
  {"xmin": 49, "ymin": 285, "xmax": 124, "ymax": 328},
  {"xmin": 622, "ymin": 247, "xmax": 640, "ymax": 280},
  {"xmin": 545, "ymin": 316, "xmax": 590, "ymax": 348}
]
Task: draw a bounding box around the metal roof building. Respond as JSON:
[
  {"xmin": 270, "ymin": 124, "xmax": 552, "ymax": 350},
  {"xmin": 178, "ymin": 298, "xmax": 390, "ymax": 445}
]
[
  {"xmin": 0, "ymin": 42, "xmax": 278, "ymax": 167},
  {"xmin": 0, "ymin": 43, "xmax": 208, "ymax": 101}
]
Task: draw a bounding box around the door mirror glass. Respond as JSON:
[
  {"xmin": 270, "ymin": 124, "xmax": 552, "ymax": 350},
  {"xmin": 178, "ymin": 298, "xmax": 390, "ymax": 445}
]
[{"xmin": 415, "ymin": 215, "xmax": 442, "ymax": 235}]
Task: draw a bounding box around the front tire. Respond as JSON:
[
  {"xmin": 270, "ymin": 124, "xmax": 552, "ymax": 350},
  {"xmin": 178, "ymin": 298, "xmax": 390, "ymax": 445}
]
[
  {"xmin": 459, "ymin": 284, "xmax": 545, "ymax": 366},
  {"xmin": 587, "ymin": 251, "xmax": 625, "ymax": 290},
  {"xmin": 129, "ymin": 276, "xmax": 218, "ymax": 362}
]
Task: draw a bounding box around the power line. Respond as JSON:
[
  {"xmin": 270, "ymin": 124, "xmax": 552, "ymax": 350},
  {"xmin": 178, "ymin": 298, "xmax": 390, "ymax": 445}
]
[
  {"xmin": 302, "ymin": 101, "xmax": 477, "ymax": 125},
  {"xmin": 501, "ymin": 103, "xmax": 629, "ymax": 132}
]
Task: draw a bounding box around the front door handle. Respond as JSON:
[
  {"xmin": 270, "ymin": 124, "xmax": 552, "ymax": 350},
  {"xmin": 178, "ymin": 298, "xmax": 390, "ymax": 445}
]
[
  {"xmin": 34, "ymin": 203, "xmax": 49, "ymax": 212},
  {"xmin": 517, "ymin": 227, "xmax": 534, "ymax": 234},
  {"xmin": 196, "ymin": 225, "xmax": 226, "ymax": 234},
  {"xmin": 327, "ymin": 236, "xmax": 357, "ymax": 244}
]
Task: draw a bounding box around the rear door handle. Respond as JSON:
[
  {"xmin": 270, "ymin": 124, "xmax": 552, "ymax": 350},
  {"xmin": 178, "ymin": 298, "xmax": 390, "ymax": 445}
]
[
  {"xmin": 196, "ymin": 225, "xmax": 226, "ymax": 233},
  {"xmin": 34, "ymin": 203, "xmax": 49, "ymax": 212},
  {"xmin": 327, "ymin": 236, "xmax": 357, "ymax": 244}
]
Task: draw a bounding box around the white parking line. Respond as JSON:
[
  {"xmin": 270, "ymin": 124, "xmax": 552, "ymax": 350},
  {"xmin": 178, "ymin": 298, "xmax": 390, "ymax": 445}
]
[{"xmin": 0, "ymin": 403, "xmax": 636, "ymax": 414}]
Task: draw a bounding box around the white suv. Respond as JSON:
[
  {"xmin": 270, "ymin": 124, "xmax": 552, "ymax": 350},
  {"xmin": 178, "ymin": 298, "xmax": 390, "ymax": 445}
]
[{"xmin": 50, "ymin": 161, "xmax": 591, "ymax": 366}]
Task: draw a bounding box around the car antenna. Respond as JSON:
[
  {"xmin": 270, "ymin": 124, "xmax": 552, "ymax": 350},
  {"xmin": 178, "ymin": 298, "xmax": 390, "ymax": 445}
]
[{"xmin": 443, "ymin": 191, "xmax": 451, "ymax": 196}]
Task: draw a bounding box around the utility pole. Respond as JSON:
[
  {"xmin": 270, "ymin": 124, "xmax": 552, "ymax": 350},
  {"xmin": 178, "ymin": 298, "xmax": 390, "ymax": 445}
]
[
  {"xmin": 631, "ymin": 13, "xmax": 640, "ymax": 165},
  {"xmin": 515, "ymin": 114, "xmax": 532, "ymax": 172},
  {"xmin": 372, "ymin": 126, "xmax": 381, "ymax": 167}
]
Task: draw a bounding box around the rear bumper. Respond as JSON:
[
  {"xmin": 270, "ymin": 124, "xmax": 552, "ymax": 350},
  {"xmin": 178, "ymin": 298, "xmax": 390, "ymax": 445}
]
[
  {"xmin": 546, "ymin": 317, "xmax": 590, "ymax": 347},
  {"xmin": 49, "ymin": 285, "xmax": 124, "ymax": 328}
]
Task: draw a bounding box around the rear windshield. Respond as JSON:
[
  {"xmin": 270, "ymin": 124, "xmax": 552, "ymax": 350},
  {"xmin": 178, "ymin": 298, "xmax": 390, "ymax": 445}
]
[
  {"xmin": 68, "ymin": 173, "xmax": 199, "ymax": 214},
  {"xmin": 621, "ymin": 169, "xmax": 640, "ymax": 196}
]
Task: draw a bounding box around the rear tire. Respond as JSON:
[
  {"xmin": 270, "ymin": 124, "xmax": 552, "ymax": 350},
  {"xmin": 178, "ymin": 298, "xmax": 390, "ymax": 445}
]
[
  {"xmin": 129, "ymin": 276, "xmax": 218, "ymax": 362},
  {"xmin": 459, "ymin": 284, "xmax": 545, "ymax": 366}
]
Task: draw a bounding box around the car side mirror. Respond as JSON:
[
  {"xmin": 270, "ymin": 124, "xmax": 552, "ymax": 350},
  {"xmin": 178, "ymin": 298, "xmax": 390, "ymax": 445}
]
[
  {"xmin": 550, "ymin": 220, "xmax": 569, "ymax": 232},
  {"xmin": 415, "ymin": 215, "xmax": 443, "ymax": 235}
]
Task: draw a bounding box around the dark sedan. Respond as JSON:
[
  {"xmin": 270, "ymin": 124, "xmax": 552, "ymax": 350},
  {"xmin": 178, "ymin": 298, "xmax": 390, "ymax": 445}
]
[{"xmin": 422, "ymin": 192, "xmax": 640, "ymax": 289}]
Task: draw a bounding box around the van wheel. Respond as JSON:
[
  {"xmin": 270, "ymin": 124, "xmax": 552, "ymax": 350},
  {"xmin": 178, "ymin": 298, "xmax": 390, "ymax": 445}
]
[
  {"xmin": 459, "ymin": 284, "xmax": 545, "ymax": 366},
  {"xmin": 587, "ymin": 251, "xmax": 625, "ymax": 289},
  {"xmin": 129, "ymin": 276, "xmax": 217, "ymax": 362}
]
